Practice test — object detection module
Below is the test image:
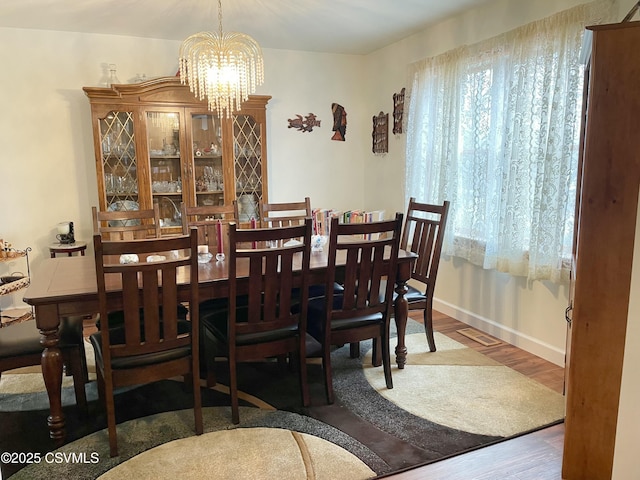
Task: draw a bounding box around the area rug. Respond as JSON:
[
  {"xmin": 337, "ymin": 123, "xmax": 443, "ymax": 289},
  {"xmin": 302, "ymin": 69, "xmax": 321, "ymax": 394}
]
[{"xmin": 0, "ymin": 320, "xmax": 565, "ymax": 479}]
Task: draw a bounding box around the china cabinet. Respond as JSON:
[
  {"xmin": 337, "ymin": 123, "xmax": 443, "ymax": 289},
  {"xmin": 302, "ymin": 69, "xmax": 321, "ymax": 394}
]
[
  {"xmin": 563, "ymin": 21, "xmax": 640, "ymax": 479},
  {"xmin": 83, "ymin": 77, "xmax": 270, "ymax": 234},
  {"xmin": 0, "ymin": 246, "xmax": 32, "ymax": 327}
]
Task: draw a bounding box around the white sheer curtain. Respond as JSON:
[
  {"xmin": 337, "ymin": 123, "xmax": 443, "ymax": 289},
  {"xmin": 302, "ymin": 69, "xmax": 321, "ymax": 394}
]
[{"xmin": 405, "ymin": 1, "xmax": 612, "ymax": 282}]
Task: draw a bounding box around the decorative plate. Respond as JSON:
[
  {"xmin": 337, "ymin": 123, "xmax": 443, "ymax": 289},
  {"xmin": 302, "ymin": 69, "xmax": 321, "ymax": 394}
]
[{"xmin": 107, "ymin": 200, "xmax": 140, "ymax": 226}]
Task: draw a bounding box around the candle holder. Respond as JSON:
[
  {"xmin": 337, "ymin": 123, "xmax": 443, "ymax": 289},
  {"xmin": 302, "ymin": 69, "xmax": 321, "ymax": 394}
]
[
  {"xmin": 197, "ymin": 245, "xmax": 213, "ymax": 263},
  {"xmin": 215, "ymin": 252, "xmax": 225, "ymax": 262}
]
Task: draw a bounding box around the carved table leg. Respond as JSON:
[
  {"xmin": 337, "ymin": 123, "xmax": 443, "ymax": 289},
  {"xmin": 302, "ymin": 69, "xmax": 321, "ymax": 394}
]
[
  {"xmin": 37, "ymin": 305, "xmax": 65, "ymax": 444},
  {"xmin": 394, "ymin": 279, "xmax": 409, "ymax": 369}
]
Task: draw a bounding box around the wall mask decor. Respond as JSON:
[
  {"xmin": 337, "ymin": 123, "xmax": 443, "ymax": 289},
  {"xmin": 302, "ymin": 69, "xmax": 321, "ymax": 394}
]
[
  {"xmin": 287, "ymin": 113, "xmax": 321, "ymax": 132},
  {"xmin": 393, "ymin": 87, "xmax": 405, "ymax": 134},
  {"xmin": 331, "ymin": 103, "xmax": 347, "ymax": 141},
  {"xmin": 372, "ymin": 111, "xmax": 389, "ymax": 154}
]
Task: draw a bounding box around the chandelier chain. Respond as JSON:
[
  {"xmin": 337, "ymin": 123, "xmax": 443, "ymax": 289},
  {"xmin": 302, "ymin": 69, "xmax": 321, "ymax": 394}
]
[{"xmin": 218, "ymin": 0, "xmax": 223, "ymax": 36}]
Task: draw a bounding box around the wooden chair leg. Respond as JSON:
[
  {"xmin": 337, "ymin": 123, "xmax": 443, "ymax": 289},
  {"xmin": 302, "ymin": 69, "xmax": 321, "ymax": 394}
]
[
  {"xmin": 382, "ymin": 330, "xmax": 393, "ymax": 389},
  {"xmin": 104, "ymin": 379, "xmax": 118, "ymax": 457},
  {"xmin": 349, "ymin": 342, "xmax": 360, "ymax": 358},
  {"xmin": 65, "ymin": 349, "xmax": 87, "ymax": 411},
  {"xmin": 192, "ymin": 357, "xmax": 203, "ymax": 435},
  {"xmin": 322, "ymin": 347, "xmax": 334, "ymax": 404},
  {"xmin": 79, "ymin": 339, "xmax": 89, "ymax": 383},
  {"xmin": 372, "ymin": 337, "xmax": 382, "ymax": 367},
  {"xmin": 424, "ymin": 298, "xmax": 436, "ymax": 352},
  {"xmin": 204, "ymin": 350, "xmax": 217, "ymax": 387},
  {"xmin": 229, "ymin": 358, "xmax": 240, "ymax": 424},
  {"xmin": 96, "ymin": 367, "xmax": 105, "ymax": 404},
  {"xmin": 297, "ymin": 349, "xmax": 310, "ymax": 407},
  {"xmin": 206, "ymin": 370, "xmax": 217, "ymax": 388}
]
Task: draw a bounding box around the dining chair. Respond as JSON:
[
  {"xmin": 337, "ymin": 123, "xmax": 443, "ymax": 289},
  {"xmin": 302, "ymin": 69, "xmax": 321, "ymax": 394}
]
[
  {"xmin": 399, "ymin": 198, "xmax": 449, "ymax": 352},
  {"xmin": 0, "ymin": 318, "xmax": 88, "ymax": 410},
  {"xmin": 200, "ymin": 219, "xmax": 313, "ymax": 424},
  {"xmin": 92, "ymin": 204, "xmax": 162, "ymax": 241},
  {"xmin": 258, "ymin": 197, "xmax": 341, "ymax": 301},
  {"xmin": 259, "ymin": 197, "xmax": 312, "ymax": 227},
  {"xmin": 180, "ymin": 202, "xmax": 237, "ymax": 252},
  {"xmin": 307, "ymin": 213, "xmax": 403, "ymax": 404},
  {"xmin": 91, "ymin": 228, "xmax": 203, "ymax": 456}
]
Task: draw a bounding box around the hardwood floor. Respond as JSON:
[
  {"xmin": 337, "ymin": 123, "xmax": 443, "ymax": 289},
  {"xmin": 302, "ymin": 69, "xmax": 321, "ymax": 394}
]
[{"xmin": 381, "ymin": 310, "xmax": 566, "ymax": 479}]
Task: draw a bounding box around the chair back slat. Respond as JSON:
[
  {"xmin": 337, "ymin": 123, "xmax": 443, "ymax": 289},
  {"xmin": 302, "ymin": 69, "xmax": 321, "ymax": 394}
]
[
  {"xmin": 122, "ymin": 271, "xmax": 142, "ymax": 345},
  {"xmin": 142, "ymin": 269, "xmax": 161, "ymax": 343},
  {"xmin": 401, "ymin": 199, "xmax": 450, "ymax": 290}
]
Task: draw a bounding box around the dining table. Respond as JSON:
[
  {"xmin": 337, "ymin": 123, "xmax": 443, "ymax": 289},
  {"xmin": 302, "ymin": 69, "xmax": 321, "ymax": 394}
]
[{"xmin": 23, "ymin": 245, "xmax": 417, "ymax": 443}]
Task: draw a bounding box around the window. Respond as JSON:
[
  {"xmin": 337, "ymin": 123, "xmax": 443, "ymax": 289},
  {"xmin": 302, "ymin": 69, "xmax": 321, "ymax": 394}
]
[{"xmin": 405, "ymin": 2, "xmax": 610, "ymax": 282}]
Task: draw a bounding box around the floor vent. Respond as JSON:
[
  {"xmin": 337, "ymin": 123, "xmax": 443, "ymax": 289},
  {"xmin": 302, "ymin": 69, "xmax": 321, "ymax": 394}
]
[{"xmin": 457, "ymin": 328, "xmax": 501, "ymax": 347}]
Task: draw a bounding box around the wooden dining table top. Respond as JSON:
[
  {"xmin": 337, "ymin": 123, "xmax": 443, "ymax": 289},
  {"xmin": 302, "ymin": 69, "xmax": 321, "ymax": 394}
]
[{"xmin": 24, "ymin": 247, "xmax": 418, "ymax": 310}]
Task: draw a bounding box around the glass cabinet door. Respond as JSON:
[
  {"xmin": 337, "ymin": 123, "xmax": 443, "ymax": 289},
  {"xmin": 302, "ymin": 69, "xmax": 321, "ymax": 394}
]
[
  {"xmin": 234, "ymin": 114, "xmax": 263, "ymax": 221},
  {"xmin": 190, "ymin": 113, "xmax": 224, "ymax": 207},
  {"xmin": 100, "ymin": 111, "xmax": 139, "ymax": 212},
  {"xmin": 146, "ymin": 111, "xmax": 184, "ymax": 229}
]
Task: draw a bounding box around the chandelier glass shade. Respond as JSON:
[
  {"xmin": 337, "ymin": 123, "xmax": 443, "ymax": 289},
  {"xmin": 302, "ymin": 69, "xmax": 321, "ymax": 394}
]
[{"xmin": 179, "ymin": 0, "xmax": 264, "ymax": 117}]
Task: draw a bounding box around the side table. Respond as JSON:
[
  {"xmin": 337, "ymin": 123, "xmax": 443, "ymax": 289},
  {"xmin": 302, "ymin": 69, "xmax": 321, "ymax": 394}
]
[{"xmin": 49, "ymin": 241, "xmax": 87, "ymax": 258}]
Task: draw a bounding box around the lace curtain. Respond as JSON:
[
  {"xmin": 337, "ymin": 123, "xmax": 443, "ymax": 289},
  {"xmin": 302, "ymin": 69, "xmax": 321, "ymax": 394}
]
[{"xmin": 405, "ymin": 1, "xmax": 613, "ymax": 283}]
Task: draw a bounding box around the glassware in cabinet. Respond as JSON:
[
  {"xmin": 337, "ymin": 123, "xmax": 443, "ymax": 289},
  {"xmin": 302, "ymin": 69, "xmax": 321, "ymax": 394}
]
[
  {"xmin": 147, "ymin": 111, "xmax": 184, "ymax": 229},
  {"xmin": 99, "ymin": 111, "xmax": 139, "ymax": 212},
  {"xmin": 191, "ymin": 113, "xmax": 225, "ymax": 207}
]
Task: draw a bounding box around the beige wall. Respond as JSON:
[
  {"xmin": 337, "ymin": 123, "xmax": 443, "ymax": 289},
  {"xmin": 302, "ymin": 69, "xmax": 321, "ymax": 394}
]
[{"xmin": 612, "ymin": 193, "xmax": 640, "ymax": 479}]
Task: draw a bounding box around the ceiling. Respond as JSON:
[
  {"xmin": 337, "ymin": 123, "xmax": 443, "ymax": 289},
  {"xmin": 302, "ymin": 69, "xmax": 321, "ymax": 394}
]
[{"xmin": 1, "ymin": 0, "xmax": 493, "ymax": 55}]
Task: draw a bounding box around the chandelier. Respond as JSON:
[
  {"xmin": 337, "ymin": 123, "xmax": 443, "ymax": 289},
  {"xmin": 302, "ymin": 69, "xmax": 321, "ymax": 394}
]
[{"xmin": 178, "ymin": 0, "xmax": 264, "ymax": 117}]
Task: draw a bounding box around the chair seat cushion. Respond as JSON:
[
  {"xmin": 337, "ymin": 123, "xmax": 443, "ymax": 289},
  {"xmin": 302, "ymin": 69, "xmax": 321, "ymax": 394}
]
[
  {"xmin": 201, "ymin": 307, "xmax": 298, "ymax": 348},
  {"xmin": 306, "ymin": 296, "xmax": 383, "ymax": 340},
  {"xmin": 0, "ymin": 318, "xmax": 83, "ymax": 359},
  {"xmin": 90, "ymin": 321, "xmax": 191, "ymax": 369},
  {"xmin": 402, "ymin": 284, "xmax": 427, "ymax": 302}
]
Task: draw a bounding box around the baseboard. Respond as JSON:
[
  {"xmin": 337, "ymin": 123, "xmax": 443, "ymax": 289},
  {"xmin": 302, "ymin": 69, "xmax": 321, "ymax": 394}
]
[{"xmin": 433, "ymin": 298, "xmax": 566, "ymax": 367}]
